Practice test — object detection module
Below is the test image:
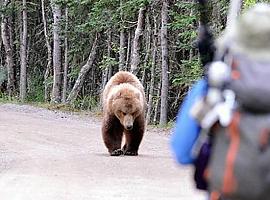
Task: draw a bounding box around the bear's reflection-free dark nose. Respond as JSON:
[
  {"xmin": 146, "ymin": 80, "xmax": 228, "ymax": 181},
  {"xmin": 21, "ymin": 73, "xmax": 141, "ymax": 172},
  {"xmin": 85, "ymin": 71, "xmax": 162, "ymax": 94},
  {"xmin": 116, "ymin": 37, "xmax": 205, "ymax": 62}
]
[{"xmin": 126, "ymin": 125, "xmax": 133, "ymax": 130}]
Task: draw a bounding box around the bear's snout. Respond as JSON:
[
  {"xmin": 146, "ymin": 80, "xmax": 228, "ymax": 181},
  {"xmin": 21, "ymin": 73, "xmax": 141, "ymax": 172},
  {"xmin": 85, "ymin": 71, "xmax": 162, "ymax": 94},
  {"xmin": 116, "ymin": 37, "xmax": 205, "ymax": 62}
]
[
  {"xmin": 126, "ymin": 125, "xmax": 133, "ymax": 130},
  {"xmin": 123, "ymin": 115, "xmax": 134, "ymax": 131}
]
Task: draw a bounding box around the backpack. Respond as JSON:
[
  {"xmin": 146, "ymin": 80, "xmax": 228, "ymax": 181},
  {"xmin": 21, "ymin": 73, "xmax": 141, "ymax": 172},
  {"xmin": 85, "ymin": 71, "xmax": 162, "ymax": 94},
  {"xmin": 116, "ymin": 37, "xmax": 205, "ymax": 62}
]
[
  {"xmin": 193, "ymin": 132, "xmax": 212, "ymax": 190},
  {"xmin": 206, "ymin": 54, "xmax": 270, "ymax": 200}
]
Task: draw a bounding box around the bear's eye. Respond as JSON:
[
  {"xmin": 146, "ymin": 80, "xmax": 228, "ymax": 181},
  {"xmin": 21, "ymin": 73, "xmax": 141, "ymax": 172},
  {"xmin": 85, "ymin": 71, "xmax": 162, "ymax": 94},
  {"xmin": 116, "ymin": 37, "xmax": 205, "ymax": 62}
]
[
  {"xmin": 122, "ymin": 112, "xmax": 127, "ymax": 116},
  {"xmin": 132, "ymin": 111, "xmax": 137, "ymax": 116}
]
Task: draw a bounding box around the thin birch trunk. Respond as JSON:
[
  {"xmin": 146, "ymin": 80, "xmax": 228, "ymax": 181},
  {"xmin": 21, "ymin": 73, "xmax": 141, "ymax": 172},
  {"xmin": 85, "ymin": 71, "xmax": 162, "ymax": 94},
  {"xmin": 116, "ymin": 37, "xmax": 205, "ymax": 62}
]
[
  {"xmin": 0, "ymin": 31, "xmax": 2, "ymax": 66},
  {"xmin": 146, "ymin": 15, "xmax": 157, "ymax": 125},
  {"xmin": 62, "ymin": 7, "xmax": 68, "ymax": 103},
  {"xmin": 119, "ymin": 30, "xmax": 126, "ymax": 71},
  {"xmin": 189, "ymin": 8, "xmax": 194, "ymax": 61},
  {"xmin": 1, "ymin": 0, "xmax": 15, "ymax": 97},
  {"xmin": 159, "ymin": 0, "xmax": 169, "ymax": 125},
  {"xmin": 141, "ymin": 13, "xmax": 151, "ymax": 86},
  {"xmin": 119, "ymin": 0, "xmax": 126, "ymax": 71},
  {"xmin": 125, "ymin": 30, "xmax": 131, "ymax": 70},
  {"xmin": 102, "ymin": 30, "xmax": 112, "ymax": 89},
  {"xmin": 130, "ymin": 7, "xmax": 145, "ymax": 74},
  {"xmin": 107, "ymin": 30, "xmax": 112, "ymax": 80},
  {"xmin": 51, "ymin": 1, "xmax": 62, "ymax": 103},
  {"xmin": 101, "ymin": 68, "xmax": 108, "ymax": 91},
  {"xmin": 66, "ymin": 34, "xmax": 98, "ymax": 104},
  {"xmin": 19, "ymin": 0, "xmax": 27, "ymax": 101},
  {"xmin": 9, "ymin": 10, "xmax": 16, "ymax": 79},
  {"xmin": 226, "ymin": 0, "xmax": 243, "ymax": 30},
  {"xmin": 41, "ymin": 0, "xmax": 52, "ymax": 102},
  {"xmin": 153, "ymin": 81, "xmax": 161, "ymax": 125}
]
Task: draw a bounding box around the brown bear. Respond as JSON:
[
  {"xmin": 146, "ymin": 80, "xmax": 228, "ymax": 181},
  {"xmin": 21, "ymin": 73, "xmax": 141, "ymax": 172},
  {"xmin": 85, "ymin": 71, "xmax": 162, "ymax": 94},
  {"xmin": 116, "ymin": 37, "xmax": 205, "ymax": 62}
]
[{"xmin": 101, "ymin": 71, "xmax": 146, "ymax": 156}]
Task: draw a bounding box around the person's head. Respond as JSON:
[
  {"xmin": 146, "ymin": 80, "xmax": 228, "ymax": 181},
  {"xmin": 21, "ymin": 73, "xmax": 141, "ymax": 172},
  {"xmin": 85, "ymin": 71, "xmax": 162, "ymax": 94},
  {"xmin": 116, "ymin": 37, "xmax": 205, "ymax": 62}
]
[{"xmin": 219, "ymin": 3, "xmax": 270, "ymax": 61}]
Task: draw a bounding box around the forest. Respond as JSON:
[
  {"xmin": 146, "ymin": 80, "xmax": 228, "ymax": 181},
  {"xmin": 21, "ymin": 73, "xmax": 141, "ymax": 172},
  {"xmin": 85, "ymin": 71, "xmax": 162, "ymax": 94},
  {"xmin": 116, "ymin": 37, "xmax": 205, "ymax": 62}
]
[{"xmin": 0, "ymin": 0, "xmax": 268, "ymax": 125}]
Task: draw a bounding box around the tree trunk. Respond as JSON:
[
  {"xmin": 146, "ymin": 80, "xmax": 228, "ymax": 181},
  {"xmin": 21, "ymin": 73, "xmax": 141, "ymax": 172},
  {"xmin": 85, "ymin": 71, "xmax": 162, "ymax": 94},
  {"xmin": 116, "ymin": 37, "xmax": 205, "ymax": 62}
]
[
  {"xmin": 101, "ymin": 30, "xmax": 112, "ymax": 90},
  {"xmin": 107, "ymin": 30, "xmax": 112, "ymax": 80},
  {"xmin": 159, "ymin": 0, "xmax": 169, "ymax": 126},
  {"xmin": 189, "ymin": 8, "xmax": 194, "ymax": 61},
  {"xmin": 0, "ymin": 30, "xmax": 2, "ymax": 66},
  {"xmin": 41, "ymin": 0, "xmax": 52, "ymax": 102},
  {"xmin": 226, "ymin": 0, "xmax": 243, "ymax": 29},
  {"xmin": 19, "ymin": 0, "xmax": 27, "ymax": 101},
  {"xmin": 153, "ymin": 81, "xmax": 161, "ymax": 125},
  {"xmin": 1, "ymin": 0, "xmax": 15, "ymax": 97},
  {"xmin": 51, "ymin": 1, "xmax": 62, "ymax": 103},
  {"xmin": 130, "ymin": 7, "xmax": 145, "ymax": 74},
  {"xmin": 66, "ymin": 34, "xmax": 98, "ymax": 104},
  {"xmin": 119, "ymin": 30, "xmax": 126, "ymax": 71},
  {"xmin": 62, "ymin": 7, "xmax": 68, "ymax": 103},
  {"xmin": 119, "ymin": 0, "xmax": 126, "ymax": 71},
  {"xmin": 141, "ymin": 13, "xmax": 151, "ymax": 86},
  {"xmin": 101, "ymin": 69, "xmax": 108, "ymax": 91},
  {"xmin": 9, "ymin": 8, "xmax": 16, "ymax": 83},
  {"xmin": 146, "ymin": 15, "xmax": 157, "ymax": 125},
  {"xmin": 125, "ymin": 30, "xmax": 131, "ymax": 70}
]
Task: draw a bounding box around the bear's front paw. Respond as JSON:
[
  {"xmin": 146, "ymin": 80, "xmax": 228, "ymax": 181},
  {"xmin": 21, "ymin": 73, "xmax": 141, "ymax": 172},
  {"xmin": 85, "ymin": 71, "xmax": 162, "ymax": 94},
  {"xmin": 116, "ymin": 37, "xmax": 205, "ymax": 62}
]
[
  {"xmin": 123, "ymin": 150, "xmax": 138, "ymax": 156},
  {"xmin": 110, "ymin": 149, "xmax": 123, "ymax": 156}
]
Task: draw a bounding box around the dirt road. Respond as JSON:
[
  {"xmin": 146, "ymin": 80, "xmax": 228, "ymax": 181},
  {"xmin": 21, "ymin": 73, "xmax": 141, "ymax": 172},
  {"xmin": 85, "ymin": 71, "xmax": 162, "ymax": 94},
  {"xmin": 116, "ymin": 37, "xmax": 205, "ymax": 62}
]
[{"xmin": 0, "ymin": 104, "xmax": 205, "ymax": 200}]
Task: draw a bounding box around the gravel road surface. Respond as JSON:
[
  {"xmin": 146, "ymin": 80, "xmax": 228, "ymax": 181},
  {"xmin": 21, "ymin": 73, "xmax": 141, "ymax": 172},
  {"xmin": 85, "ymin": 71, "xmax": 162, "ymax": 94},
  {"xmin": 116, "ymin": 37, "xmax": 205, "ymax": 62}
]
[{"xmin": 0, "ymin": 103, "xmax": 206, "ymax": 200}]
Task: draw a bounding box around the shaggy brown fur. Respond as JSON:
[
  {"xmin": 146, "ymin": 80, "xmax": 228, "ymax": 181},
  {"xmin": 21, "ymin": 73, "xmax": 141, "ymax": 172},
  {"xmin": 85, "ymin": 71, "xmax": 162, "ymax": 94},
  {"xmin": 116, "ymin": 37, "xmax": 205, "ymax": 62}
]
[{"xmin": 102, "ymin": 71, "xmax": 146, "ymax": 156}]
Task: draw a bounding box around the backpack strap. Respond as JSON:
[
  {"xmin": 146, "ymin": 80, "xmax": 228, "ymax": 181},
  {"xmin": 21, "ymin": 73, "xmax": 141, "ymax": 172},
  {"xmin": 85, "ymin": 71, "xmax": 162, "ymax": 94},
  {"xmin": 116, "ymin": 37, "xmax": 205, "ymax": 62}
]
[
  {"xmin": 222, "ymin": 112, "xmax": 240, "ymax": 195},
  {"xmin": 259, "ymin": 128, "xmax": 270, "ymax": 152},
  {"xmin": 210, "ymin": 191, "xmax": 221, "ymax": 200}
]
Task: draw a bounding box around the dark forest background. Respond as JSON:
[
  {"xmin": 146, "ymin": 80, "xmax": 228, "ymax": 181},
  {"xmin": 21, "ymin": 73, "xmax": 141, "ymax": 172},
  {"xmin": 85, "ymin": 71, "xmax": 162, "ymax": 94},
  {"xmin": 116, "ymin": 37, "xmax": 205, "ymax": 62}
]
[{"xmin": 0, "ymin": 0, "xmax": 267, "ymax": 125}]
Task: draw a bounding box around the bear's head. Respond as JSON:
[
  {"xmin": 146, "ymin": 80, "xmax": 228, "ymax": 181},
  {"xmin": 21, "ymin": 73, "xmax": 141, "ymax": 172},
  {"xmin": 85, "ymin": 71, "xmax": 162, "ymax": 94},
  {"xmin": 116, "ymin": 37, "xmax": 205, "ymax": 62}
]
[{"xmin": 109, "ymin": 84, "xmax": 144, "ymax": 130}]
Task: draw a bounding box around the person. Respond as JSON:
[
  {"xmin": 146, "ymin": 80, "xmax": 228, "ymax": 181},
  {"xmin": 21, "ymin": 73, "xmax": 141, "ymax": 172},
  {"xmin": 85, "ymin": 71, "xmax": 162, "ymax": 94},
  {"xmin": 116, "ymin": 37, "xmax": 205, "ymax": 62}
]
[{"xmin": 171, "ymin": 3, "xmax": 270, "ymax": 200}]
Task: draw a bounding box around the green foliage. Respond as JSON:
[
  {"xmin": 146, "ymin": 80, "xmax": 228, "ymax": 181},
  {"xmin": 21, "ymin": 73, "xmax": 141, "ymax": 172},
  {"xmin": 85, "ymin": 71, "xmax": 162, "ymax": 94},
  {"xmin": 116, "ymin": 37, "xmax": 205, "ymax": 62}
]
[
  {"xmin": 71, "ymin": 95, "xmax": 99, "ymax": 111},
  {"xmin": 118, "ymin": 0, "xmax": 150, "ymax": 22},
  {"xmin": 0, "ymin": 1, "xmax": 19, "ymax": 16},
  {"xmin": 172, "ymin": 59, "xmax": 203, "ymax": 86},
  {"xmin": 99, "ymin": 56, "xmax": 118, "ymax": 70},
  {"xmin": 27, "ymin": 76, "xmax": 45, "ymax": 102},
  {"xmin": 68, "ymin": 66, "xmax": 81, "ymax": 80},
  {"xmin": 70, "ymin": 0, "xmax": 150, "ymax": 33},
  {"xmin": 243, "ymin": 0, "xmax": 257, "ymax": 9},
  {"xmin": 177, "ymin": 30, "xmax": 197, "ymax": 50},
  {"xmin": 0, "ymin": 92, "xmax": 10, "ymax": 103},
  {"xmin": 0, "ymin": 92, "xmax": 18, "ymax": 103},
  {"xmin": 44, "ymin": 76, "xmax": 54, "ymax": 88},
  {"xmin": 170, "ymin": 1, "xmax": 202, "ymax": 86},
  {"xmin": 170, "ymin": 1, "xmax": 197, "ymax": 31},
  {"xmin": 0, "ymin": 0, "xmax": 235, "ymax": 122},
  {"xmin": 244, "ymin": 0, "xmax": 270, "ymax": 10},
  {"xmin": 87, "ymin": 0, "xmax": 119, "ymax": 31},
  {"xmin": 150, "ymin": 120, "xmax": 174, "ymax": 129}
]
